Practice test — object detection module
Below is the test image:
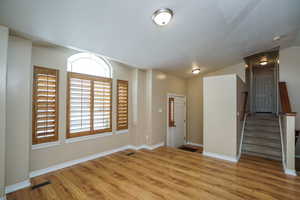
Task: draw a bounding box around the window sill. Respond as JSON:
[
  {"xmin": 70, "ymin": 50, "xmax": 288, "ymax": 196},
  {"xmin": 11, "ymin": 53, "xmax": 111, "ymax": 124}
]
[
  {"xmin": 32, "ymin": 141, "xmax": 61, "ymax": 150},
  {"xmin": 65, "ymin": 132, "xmax": 113, "ymax": 144},
  {"xmin": 116, "ymin": 130, "xmax": 129, "ymax": 135}
]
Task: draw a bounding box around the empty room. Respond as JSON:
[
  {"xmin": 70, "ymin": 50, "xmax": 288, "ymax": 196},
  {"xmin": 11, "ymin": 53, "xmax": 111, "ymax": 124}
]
[{"xmin": 1, "ymin": 1, "xmax": 300, "ymax": 200}]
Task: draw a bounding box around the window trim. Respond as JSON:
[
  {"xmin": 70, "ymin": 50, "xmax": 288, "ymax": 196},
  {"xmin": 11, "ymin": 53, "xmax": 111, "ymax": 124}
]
[
  {"xmin": 66, "ymin": 72, "xmax": 112, "ymax": 138},
  {"xmin": 67, "ymin": 53, "xmax": 112, "ymax": 78},
  {"xmin": 32, "ymin": 66, "xmax": 59, "ymax": 145},
  {"xmin": 117, "ymin": 80, "xmax": 129, "ymax": 130}
]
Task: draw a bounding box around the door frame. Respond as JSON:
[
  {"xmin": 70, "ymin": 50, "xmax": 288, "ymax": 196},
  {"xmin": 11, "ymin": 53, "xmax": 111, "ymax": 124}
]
[{"xmin": 166, "ymin": 93, "xmax": 187, "ymax": 147}]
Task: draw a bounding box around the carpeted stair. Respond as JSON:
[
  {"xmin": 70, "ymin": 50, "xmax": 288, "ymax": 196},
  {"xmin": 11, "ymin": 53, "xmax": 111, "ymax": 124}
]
[{"xmin": 242, "ymin": 114, "xmax": 282, "ymax": 161}]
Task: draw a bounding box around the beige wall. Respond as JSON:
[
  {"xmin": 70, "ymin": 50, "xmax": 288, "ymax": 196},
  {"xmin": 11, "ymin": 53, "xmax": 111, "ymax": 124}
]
[
  {"xmin": 150, "ymin": 70, "xmax": 187, "ymax": 145},
  {"xmin": 206, "ymin": 62, "xmax": 246, "ymax": 82},
  {"xmin": 279, "ymin": 46, "xmax": 300, "ymax": 155},
  {"xmin": 6, "ymin": 36, "xmax": 32, "ymax": 185},
  {"xmin": 30, "ymin": 46, "xmax": 134, "ymax": 171},
  {"xmin": 203, "ymin": 74, "xmax": 238, "ymax": 159},
  {"xmin": 187, "ymin": 76, "xmax": 203, "ymax": 144},
  {"xmin": 0, "ymin": 25, "xmax": 8, "ymax": 198},
  {"xmin": 130, "ymin": 69, "xmax": 148, "ymax": 146}
]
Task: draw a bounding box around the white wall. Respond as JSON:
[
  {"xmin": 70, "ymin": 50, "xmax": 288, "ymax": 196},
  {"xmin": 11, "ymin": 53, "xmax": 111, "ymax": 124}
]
[
  {"xmin": 187, "ymin": 62, "xmax": 246, "ymax": 146},
  {"xmin": 203, "ymin": 74, "xmax": 238, "ymax": 159},
  {"xmin": 0, "ymin": 25, "xmax": 8, "ymax": 198},
  {"xmin": 279, "ymin": 46, "xmax": 300, "ymax": 154},
  {"xmin": 6, "ymin": 36, "xmax": 32, "ymax": 185}
]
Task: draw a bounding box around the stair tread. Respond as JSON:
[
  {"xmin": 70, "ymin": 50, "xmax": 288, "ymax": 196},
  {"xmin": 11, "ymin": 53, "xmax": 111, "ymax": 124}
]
[
  {"xmin": 244, "ymin": 131, "xmax": 280, "ymax": 140},
  {"xmin": 242, "ymin": 114, "xmax": 282, "ymax": 161}
]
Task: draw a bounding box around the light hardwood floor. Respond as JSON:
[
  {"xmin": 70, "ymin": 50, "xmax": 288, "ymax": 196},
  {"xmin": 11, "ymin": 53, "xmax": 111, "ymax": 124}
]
[{"xmin": 7, "ymin": 147, "xmax": 300, "ymax": 200}]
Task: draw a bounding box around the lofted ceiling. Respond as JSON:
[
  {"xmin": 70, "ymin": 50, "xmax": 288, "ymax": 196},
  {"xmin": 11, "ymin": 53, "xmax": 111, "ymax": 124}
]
[{"xmin": 0, "ymin": 0, "xmax": 300, "ymax": 78}]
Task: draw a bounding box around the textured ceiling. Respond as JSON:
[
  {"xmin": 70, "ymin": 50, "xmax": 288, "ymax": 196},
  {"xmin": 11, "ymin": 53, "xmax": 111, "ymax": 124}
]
[{"xmin": 1, "ymin": 0, "xmax": 300, "ymax": 77}]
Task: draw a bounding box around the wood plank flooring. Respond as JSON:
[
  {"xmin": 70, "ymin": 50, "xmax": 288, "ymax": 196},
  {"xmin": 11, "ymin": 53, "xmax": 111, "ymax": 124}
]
[{"xmin": 7, "ymin": 147, "xmax": 300, "ymax": 200}]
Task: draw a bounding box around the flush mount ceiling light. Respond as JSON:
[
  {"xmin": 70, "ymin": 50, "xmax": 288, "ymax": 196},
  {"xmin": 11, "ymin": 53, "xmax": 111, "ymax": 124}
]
[
  {"xmin": 192, "ymin": 67, "xmax": 201, "ymax": 75},
  {"xmin": 260, "ymin": 56, "xmax": 268, "ymax": 66},
  {"xmin": 152, "ymin": 8, "xmax": 173, "ymax": 26}
]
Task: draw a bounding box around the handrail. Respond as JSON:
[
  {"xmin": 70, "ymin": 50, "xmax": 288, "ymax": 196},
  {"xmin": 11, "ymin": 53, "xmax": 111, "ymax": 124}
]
[
  {"xmin": 278, "ymin": 82, "xmax": 296, "ymax": 116},
  {"xmin": 242, "ymin": 92, "xmax": 248, "ymax": 119}
]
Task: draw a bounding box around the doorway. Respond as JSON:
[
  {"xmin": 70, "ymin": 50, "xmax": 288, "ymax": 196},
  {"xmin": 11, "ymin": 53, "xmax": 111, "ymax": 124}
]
[
  {"xmin": 245, "ymin": 50, "xmax": 279, "ymax": 114},
  {"xmin": 253, "ymin": 65, "xmax": 276, "ymax": 113},
  {"xmin": 167, "ymin": 94, "xmax": 186, "ymax": 147}
]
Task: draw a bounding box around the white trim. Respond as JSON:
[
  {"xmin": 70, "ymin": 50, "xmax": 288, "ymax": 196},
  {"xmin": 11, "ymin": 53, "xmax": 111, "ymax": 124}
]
[
  {"xmin": 128, "ymin": 142, "xmax": 164, "ymax": 151},
  {"xmin": 150, "ymin": 142, "xmax": 164, "ymax": 150},
  {"xmin": 203, "ymin": 151, "xmax": 238, "ymax": 163},
  {"xmin": 166, "ymin": 94, "xmax": 186, "ymax": 147},
  {"xmin": 279, "ymin": 116, "xmax": 287, "ymax": 170},
  {"xmin": 5, "ymin": 180, "xmax": 31, "ymax": 194},
  {"xmin": 116, "ymin": 129, "xmax": 128, "ymax": 135},
  {"xmin": 32, "ymin": 141, "xmax": 61, "ymax": 150},
  {"xmin": 65, "ymin": 132, "xmax": 112, "ymax": 144},
  {"xmin": 186, "ymin": 142, "xmax": 203, "ymax": 147},
  {"xmin": 0, "ymin": 196, "xmax": 6, "ymax": 200},
  {"xmin": 238, "ymin": 113, "xmax": 248, "ymax": 160},
  {"xmin": 284, "ymin": 168, "xmax": 297, "ymax": 176},
  {"xmin": 30, "ymin": 145, "xmax": 129, "ymax": 178},
  {"xmin": 30, "ymin": 142, "xmax": 164, "ymax": 178}
]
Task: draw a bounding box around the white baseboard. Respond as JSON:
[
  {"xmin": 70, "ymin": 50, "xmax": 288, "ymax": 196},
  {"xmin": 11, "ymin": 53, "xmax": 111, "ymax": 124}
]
[
  {"xmin": 284, "ymin": 168, "xmax": 297, "ymax": 176},
  {"xmin": 30, "ymin": 142, "xmax": 164, "ymax": 179},
  {"xmin": 5, "ymin": 179, "xmax": 31, "ymax": 194},
  {"xmin": 203, "ymin": 151, "xmax": 238, "ymax": 163},
  {"xmin": 30, "ymin": 145, "xmax": 130, "ymax": 178},
  {"xmin": 186, "ymin": 142, "xmax": 203, "ymax": 147},
  {"xmin": 0, "ymin": 195, "xmax": 7, "ymax": 200},
  {"xmin": 150, "ymin": 142, "xmax": 164, "ymax": 149}
]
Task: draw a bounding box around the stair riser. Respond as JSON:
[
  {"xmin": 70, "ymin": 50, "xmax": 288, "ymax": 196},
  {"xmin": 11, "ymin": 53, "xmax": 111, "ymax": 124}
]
[
  {"xmin": 244, "ymin": 132, "xmax": 281, "ymax": 140},
  {"xmin": 246, "ymin": 121, "xmax": 279, "ymax": 127},
  {"xmin": 244, "ymin": 126, "xmax": 280, "ymax": 133},
  {"xmin": 243, "ymin": 139, "xmax": 281, "ymax": 148},
  {"xmin": 242, "ymin": 151, "xmax": 282, "ymax": 161},
  {"xmin": 243, "ymin": 144, "xmax": 281, "ymax": 157}
]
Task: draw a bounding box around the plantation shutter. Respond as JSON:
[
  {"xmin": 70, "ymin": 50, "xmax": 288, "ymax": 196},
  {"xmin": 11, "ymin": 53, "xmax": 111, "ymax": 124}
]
[
  {"xmin": 94, "ymin": 79, "xmax": 112, "ymax": 133},
  {"xmin": 67, "ymin": 72, "xmax": 112, "ymax": 138},
  {"xmin": 117, "ymin": 80, "xmax": 128, "ymax": 130},
  {"xmin": 32, "ymin": 66, "xmax": 59, "ymax": 144},
  {"xmin": 67, "ymin": 73, "xmax": 92, "ymax": 137}
]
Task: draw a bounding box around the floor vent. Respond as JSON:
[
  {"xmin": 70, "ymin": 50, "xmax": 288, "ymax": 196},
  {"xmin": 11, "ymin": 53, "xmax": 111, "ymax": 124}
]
[{"xmin": 31, "ymin": 180, "xmax": 51, "ymax": 190}]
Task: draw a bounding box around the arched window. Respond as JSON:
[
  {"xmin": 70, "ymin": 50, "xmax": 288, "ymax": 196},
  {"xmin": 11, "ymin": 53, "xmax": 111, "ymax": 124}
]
[
  {"xmin": 66, "ymin": 53, "xmax": 112, "ymax": 139},
  {"xmin": 67, "ymin": 52, "xmax": 112, "ymax": 78}
]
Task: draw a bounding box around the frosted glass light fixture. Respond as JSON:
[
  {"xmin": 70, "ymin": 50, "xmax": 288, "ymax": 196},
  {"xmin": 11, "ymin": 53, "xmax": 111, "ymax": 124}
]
[
  {"xmin": 192, "ymin": 67, "xmax": 201, "ymax": 75},
  {"xmin": 260, "ymin": 56, "xmax": 268, "ymax": 66},
  {"xmin": 152, "ymin": 8, "xmax": 173, "ymax": 26}
]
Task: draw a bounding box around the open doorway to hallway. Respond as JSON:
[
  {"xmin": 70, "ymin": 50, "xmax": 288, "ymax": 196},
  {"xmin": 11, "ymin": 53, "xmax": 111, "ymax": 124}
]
[{"xmin": 245, "ymin": 50, "xmax": 279, "ymax": 114}]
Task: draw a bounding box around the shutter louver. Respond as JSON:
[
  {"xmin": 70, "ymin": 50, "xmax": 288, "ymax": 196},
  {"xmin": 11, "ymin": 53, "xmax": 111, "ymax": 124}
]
[
  {"xmin": 32, "ymin": 66, "xmax": 59, "ymax": 144},
  {"xmin": 117, "ymin": 80, "xmax": 128, "ymax": 130},
  {"xmin": 67, "ymin": 72, "xmax": 112, "ymax": 138},
  {"xmin": 94, "ymin": 80, "xmax": 112, "ymax": 133},
  {"xmin": 69, "ymin": 77, "xmax": 91, "ymax": 134}
]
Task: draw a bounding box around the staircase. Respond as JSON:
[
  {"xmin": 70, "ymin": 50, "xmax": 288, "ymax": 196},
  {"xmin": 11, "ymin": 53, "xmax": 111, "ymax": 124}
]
[{"xmin": 242, "ymin": 113, "xmax": 282, "ymax": 161}]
